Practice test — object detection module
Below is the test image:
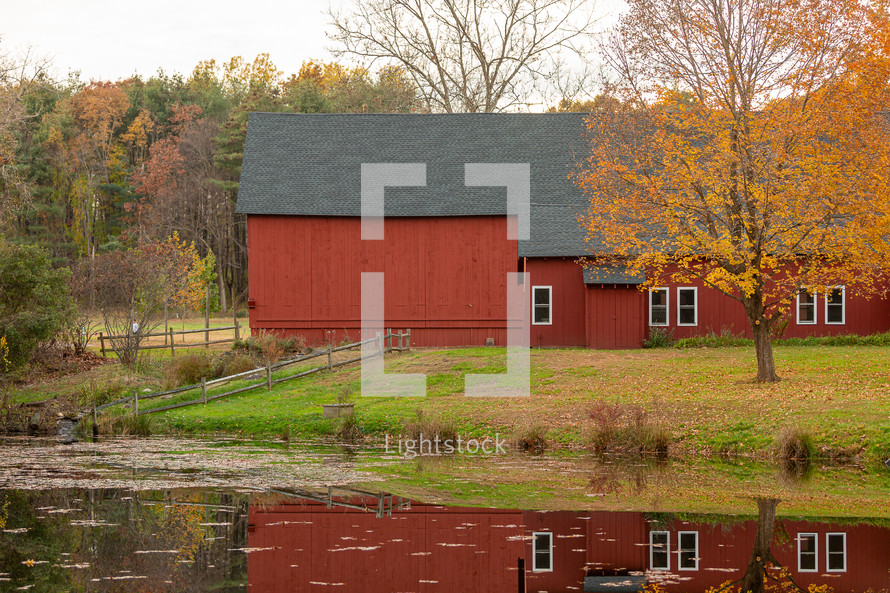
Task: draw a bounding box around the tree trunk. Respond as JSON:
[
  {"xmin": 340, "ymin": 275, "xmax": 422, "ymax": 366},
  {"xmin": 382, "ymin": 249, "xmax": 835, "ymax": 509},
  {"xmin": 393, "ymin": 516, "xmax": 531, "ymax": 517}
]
[
  {"xmin": 740, "ymin": 498, "xmax": 779, "ymax": 593},
  {"xmin": 752, "ymin": 321, "xmax": 779, "ymax": 382}
]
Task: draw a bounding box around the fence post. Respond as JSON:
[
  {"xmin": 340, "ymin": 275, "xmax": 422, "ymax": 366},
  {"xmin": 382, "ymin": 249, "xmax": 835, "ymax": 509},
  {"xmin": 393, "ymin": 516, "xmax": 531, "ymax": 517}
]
[
  {"xmin": 398, "ymin": 330, "xmax": 404, "ymax": 351},
  {"xmin": 377, "ymin": 332, "xmax": 384, "ymax": 357},
  {"xmin": 202, "ymin": 377, "xmax": 207, "ymax": 405},
  {"xmin": 387, "ymin": 328, "xmax": 392, "ymax": 352},
  {"xmin": 99, "ymin": 332, "xmax": 106, "ymax": 357},
  {"xmin": 133, "ymin": 389, "xmax": 138, "ymax": 416},
  {"xmin": 406, "ymin": 328, "xmax": 411, "ymax": 350},
  {"xmin": 205, "ymin": 284, "xmax": 210, "ymax": 348},
  {"xmin": 266, "ymin": 362, "xmax": 272, "ymax": 390},
  {"xmin": 234, "ymin": 318, "xmax": 240, "ymax": 342},
  {"xmin": 169, "ymin": 327, "xmax": 175, "ymax": 356},
  {"xmin": 327, "ymin": 345, "xmax": 333, "ymax": 371},
  {"xmin": 92, "ymin": 406, "xmax": 98, "ymax": 438}
]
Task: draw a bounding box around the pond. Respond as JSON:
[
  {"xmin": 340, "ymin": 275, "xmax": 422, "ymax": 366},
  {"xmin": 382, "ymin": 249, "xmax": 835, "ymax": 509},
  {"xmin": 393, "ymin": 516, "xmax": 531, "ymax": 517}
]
[{"xmin": 1, "ymin": 437, "xmax": 889, "ymax": 592}]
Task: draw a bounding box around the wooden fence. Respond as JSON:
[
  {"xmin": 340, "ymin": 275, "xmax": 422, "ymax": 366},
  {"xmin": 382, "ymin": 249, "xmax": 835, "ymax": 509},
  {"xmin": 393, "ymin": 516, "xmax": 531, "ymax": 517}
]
[
  {"xmin": 93, "ymin": 329, "xmax": 411, "ymax": 419},
  {"xmin": 97, "ymin": 324, "xmax": 241, "ymax": 357}
]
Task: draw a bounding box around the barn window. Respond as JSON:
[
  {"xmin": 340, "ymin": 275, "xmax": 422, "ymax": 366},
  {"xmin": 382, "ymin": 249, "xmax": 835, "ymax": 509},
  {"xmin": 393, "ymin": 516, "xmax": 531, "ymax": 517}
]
[
  {"xmin": 797, "ymin": 289, "xmax": 816, "ymax": 324},
  {"xmin": 798, "ymin": 533, "xmax": 818, "ymax": 572},
  {"xmin": 532, "ymin": 532, "xmax": 553, "ymax": 571},
  {"xmin": 825, "ymin": 286, "xmax": 845, "ymax": 325},
  {"xmin": 677, "ymin": 287, "xmax": 698, "ymax": 326},
  {"xmin": 649, "ymin": 531, "xmax": 670, "ymax": 570},
  {"xmin": 532, "ymin": 286, "xmax": 552, "ymax": 325},
  {"xmin": 678, "ymin": 531, "xmax": 699, "ymax": 570},
  {"xmin": 649, "ymin": 288, "xmax": 669, "ymax": 326},
  {"xmin": 826, "ymin": 533, "xmax": 846, "ymax": 572}
]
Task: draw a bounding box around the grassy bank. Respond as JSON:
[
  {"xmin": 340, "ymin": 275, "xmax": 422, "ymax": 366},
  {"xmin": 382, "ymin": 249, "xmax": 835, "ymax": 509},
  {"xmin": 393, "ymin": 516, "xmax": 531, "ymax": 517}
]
[{"xmin": 84, "ymin": 344, "xmax": 890, "ymax": 462}]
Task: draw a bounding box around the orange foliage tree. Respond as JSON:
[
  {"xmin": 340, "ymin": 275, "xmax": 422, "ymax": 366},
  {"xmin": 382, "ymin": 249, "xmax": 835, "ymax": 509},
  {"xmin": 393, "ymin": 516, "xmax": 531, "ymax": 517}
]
[{"xmin": 574, "ymin": 0, "xmax": 890, "ymax": 382}]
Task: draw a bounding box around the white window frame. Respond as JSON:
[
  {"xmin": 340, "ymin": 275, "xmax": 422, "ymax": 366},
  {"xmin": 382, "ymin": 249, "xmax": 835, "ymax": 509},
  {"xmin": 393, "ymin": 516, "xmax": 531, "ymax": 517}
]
[
  {"xmin": 796, "ymin": 289, "xmax": 817, "ymax": 325},
  {"xmin": 826, "ymin": 532, "xmax": 846, "ymax": 572},
  {"xmin": 532, "ymin": 531, "xmax": 553, "ymax": 572},
  {"xmin": 797, "ymin": 532, "xmax": 818, "ymax": 572},
  {"xmin": 677, "ymin": 531, "xmax": 699, "ymax": 571},
  {"xmin": 649, "ymin": 531, "xmax": 670, "ymax": 571},
  {"xmin": 676, "ymin": 287, "xmax": 698, "ymax": 327},
  {"xmin": 532, "ymin": 286, "xmax": 553, "ymax": 326},
  {"xmin": 649, "ymin": 288, "xmax": 669, "ymax": 327},
  {"xmin": 825, "ymin": 286, "xmax": 846, "ymax": 325}
]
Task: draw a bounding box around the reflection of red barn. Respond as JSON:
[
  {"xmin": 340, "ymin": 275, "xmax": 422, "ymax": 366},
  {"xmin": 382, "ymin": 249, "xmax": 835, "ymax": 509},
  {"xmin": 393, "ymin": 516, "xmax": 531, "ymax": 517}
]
[
  {"xmin": 237, "ymin": 113, "xmax": 890, "ymax": 350},
  {"xmin": 247, "ymin": 498, "xmax": 890, "ymax": 592}
]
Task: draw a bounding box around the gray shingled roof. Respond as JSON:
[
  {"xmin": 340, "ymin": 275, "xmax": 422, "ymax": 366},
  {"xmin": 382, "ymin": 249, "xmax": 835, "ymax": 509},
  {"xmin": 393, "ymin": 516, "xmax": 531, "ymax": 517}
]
[
  {"xmin": 236, "ymin": 112, "xmax": 597, "ymax": 257},
  {"xmin": 582, "ymin": 265, "xmax": 646, "ymax": 285}
]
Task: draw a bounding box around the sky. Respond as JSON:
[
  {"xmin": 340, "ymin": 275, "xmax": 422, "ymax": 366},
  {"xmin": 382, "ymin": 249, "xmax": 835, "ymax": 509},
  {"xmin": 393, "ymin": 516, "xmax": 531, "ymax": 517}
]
[{"xmin": 1, "ymin": 0, "xmax": 626, "ymax": 83}]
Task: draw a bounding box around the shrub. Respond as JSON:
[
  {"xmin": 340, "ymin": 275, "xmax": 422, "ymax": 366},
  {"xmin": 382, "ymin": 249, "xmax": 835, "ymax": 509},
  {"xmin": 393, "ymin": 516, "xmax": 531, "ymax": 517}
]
[
  {"xmin": 0, "ymin": 241, "xmax": 75, "ymax": 368},
  {"xmin": 222, "ymin": 354, "xmax": 258, "ymax": 376},
  {"xmin": 643, "ymin": 327, "xmax": 674, "ymax": 348},
  {"xmin": 402, "ymin": 409, "xmax": 458, "ymax": 443},
  {"xmin": 334, "ymin": 413, "xmax": 364, "ymax": 443},
  {"xmin": 234, "ymin": 331, "xmax": 307, "ymax": 363},
  {"xmin": 674, "ymin": 327, "xmax": 752, "ymax": 348},
  {"xmin": 514, "ymin": 424, "xmax": 547, "ymax": 453},
  {"xmin": 164, "ymin": 353, "xmax": 214, "ymax": 388},
  {"xmin": 588, "ymin": 401, "xmax": 670, "ymax": 456},
  {"xmin": 76, "ymin": 379, "xmax": 126, "ymax": 407},
  {"xmin": 95, "ymin": 411, "xmax": 152, "ymax": 436}
]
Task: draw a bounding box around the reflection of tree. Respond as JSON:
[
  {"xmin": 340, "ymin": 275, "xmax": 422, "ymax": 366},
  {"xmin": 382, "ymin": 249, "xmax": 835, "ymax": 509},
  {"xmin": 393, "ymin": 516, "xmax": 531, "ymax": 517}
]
[
  {"xmin": 710, "ymin": 499, "xmax": 825, "ymax": 593},
  {"xmin": 0, "ymin": 489, "xmax": 248, "ymax": 593}
]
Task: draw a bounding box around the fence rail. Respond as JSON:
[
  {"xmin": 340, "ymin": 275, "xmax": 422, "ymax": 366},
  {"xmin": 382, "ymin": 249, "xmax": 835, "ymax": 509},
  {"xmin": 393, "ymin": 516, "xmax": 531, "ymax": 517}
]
[
  {"xmin": 92, "ymin": 329, "xmax": 411, "ymax": 419},
  {"xmin": 97, "ymin": 324, "xmax": 241, "ymax": 357}
]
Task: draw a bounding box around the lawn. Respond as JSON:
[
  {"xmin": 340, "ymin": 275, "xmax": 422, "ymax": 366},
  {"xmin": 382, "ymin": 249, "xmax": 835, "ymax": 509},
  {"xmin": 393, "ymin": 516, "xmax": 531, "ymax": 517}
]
[{"xmin": 128, "ymin": 344, "xmax": 890, "ymax": 462}]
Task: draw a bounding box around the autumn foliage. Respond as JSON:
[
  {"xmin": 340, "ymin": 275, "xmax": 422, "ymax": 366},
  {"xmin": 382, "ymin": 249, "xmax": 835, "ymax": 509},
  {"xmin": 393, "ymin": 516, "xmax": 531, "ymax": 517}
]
[{"xmin": 575, "ymin": 0, "xmax": 890, "ymax": 382}]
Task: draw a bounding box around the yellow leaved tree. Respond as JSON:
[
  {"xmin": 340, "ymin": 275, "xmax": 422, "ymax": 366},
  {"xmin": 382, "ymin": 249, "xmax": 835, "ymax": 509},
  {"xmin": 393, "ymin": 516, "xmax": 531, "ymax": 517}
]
[{"xmin": 575, "ymin": 0, "xmax": 890, "ymax": 382}]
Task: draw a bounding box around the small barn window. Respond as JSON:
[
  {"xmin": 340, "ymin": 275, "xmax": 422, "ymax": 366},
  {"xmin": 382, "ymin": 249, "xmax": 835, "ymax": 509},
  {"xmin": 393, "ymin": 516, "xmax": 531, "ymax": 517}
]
[
  {"xmin": 649, "ymin": 531, "xmax": 670, "ymax": 570},
  {"xmin": 649, "ymin": 288, "xmax": 669, "ymax": 326},
  {"xmin": 825, "ymin": 286, "xmax": 845, "ymax": 325},
  {"xmin": 678, "ymin": 531, "xmax": 699, "ymax": 570},
  {"xmin": 797, "ymin": 289, "xmax": 816, "ymax": 324},
  {"xmin": 826, "ymin": 533, "xmax": 846, "ymax": 572},
  {"xmin": 677, "ymin": 287, "xmax": 698, "ymax": 326},
  {"xmin": 532, "ymin": 532, "xmax": 553, "ymax": 572},
  {"xmin": 532, "ymin": 286, "xmax": 552, "ymax": 325},
  {"xmin": 798, "ymin": 533, "xmax": 818, "ymax": 572}
]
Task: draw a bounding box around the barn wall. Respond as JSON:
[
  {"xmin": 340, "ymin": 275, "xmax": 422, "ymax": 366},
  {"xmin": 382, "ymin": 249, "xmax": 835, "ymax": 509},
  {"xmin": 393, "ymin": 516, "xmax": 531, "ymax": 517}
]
[
  {"xmin": 247, "ymin": 215, "xmax": 516, "ymax": 347},
  {"xmin": 643, "ymin": 277, "xmax": 890, "ymax": 341},
  {"xmin": 524, "ymin": 257, "xmax": 587, "ymax": 347}
]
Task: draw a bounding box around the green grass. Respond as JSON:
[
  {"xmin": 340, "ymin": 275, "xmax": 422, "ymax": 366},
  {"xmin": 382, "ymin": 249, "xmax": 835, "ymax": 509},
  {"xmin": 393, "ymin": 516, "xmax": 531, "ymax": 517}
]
[{"xmin": 116, "ymin": 344, "xmax": 890, "ymax": 462}]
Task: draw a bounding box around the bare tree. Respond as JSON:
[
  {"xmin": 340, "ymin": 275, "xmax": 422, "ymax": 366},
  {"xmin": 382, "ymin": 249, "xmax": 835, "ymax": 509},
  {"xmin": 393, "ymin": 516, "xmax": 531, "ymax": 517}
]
[
  {"xmin": 328, "ymin": 0, "xmax": 599, "ymax": 112},
  {"xmin": 0, "ymin": 40, "xmax": 51, "ymax": 225}
]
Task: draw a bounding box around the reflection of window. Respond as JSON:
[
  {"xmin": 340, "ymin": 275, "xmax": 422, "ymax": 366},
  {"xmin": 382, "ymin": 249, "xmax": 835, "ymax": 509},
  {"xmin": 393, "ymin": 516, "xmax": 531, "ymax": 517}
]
[
  {"xmin": 826, "ymin": 533, "xmax": 846, "ymax": 572},
  {"xmin": 649, "ymin": 288, "xmax": 669, "ymax": 326},
  {"xmin": 798, "ymin": 533, "xmax": 818, "ymax": 572},
  {"xmin": 678, "ymin": 531, "xmax": 699, "ymax": 570},
  {"xmin": 797, "ymin": 289, "xmax": 816, "ymax": 324},
  {"xmin": 532, "ymin": 286, "xmax": 552, "ymax": 326},
  {"xmin": 677, "ymin": 287, "xmax": 698, "ymax": 326},
  {"xmin": 825, "ymin": 286, "xmax": 845, "ymax": 325},
  {"xmin": 649, "ymin": 531, "xmax": 670, "ymax": 571},
  {"xmin": 532, "ymin": 532, "xmax": 553, "ymax": 572}
]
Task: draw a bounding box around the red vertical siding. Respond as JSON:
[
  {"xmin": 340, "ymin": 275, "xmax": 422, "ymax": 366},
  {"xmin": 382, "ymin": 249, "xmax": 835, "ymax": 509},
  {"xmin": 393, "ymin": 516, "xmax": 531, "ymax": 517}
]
[
  {"xmin": 585, "ymin": 286, "xmax": 647, "ymax": 349},
  {"xmin": 525, "ymin": 258, "xmax": 587, "ymax": 347},
  {"xmin": 248, "ymin": 215, "xmax": 515, "ymax": 347}
]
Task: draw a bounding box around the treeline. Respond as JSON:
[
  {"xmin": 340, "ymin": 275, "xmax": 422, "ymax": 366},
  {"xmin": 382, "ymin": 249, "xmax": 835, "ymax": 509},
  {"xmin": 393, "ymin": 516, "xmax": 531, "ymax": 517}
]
[{"xmin": 3, "ymin": 54, "xmax": 421, "ymax": 311}]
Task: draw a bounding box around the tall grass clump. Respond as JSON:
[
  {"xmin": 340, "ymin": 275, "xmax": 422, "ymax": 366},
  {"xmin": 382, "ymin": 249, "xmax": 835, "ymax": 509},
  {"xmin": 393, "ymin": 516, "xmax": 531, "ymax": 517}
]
[
  {"xmin": 589, "ymin": 401, "xmax": 670, "ymax": 456},
  {"xmin": 402, "ymin": 409, "xmax": 458, "ymax": 443},
  {"xmin": 643, "ymin": 327, "xmax": 674, "ymax": 348}
]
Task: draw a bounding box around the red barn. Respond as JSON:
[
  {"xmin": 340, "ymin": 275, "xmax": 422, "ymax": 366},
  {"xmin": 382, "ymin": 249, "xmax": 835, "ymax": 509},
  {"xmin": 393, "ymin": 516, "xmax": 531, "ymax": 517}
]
[
  {"xmin": 247, "ymin": 498, "xmax": 890, "ymax": 592},
  {"xmin": 236, "ymin": 113, "xmax": 890, "ymax": 348}
]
